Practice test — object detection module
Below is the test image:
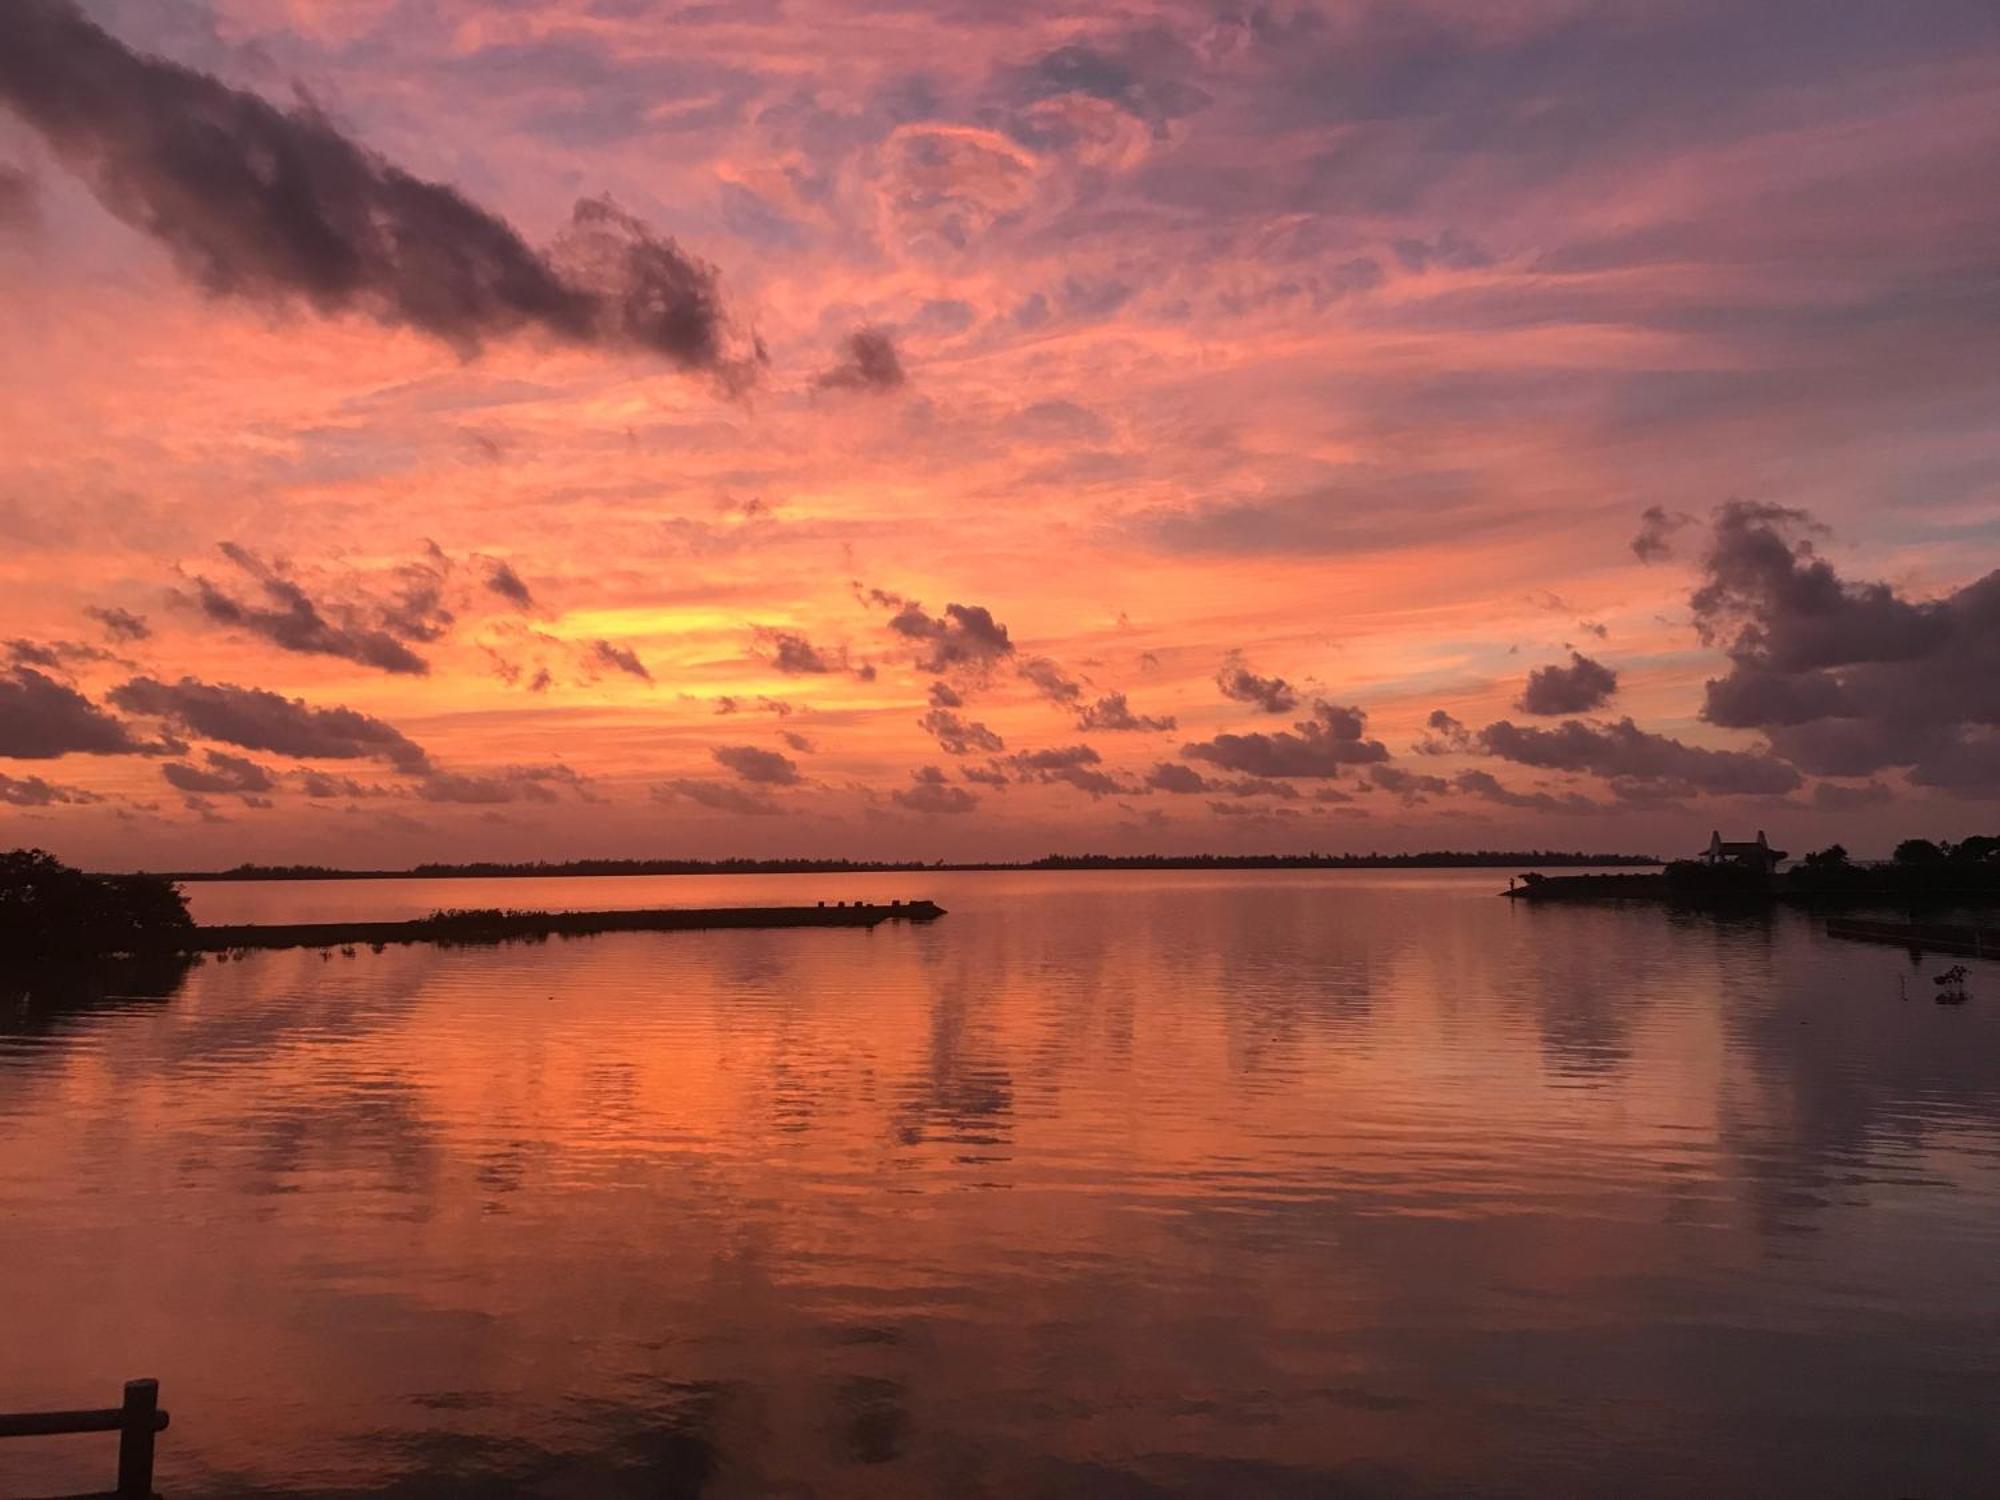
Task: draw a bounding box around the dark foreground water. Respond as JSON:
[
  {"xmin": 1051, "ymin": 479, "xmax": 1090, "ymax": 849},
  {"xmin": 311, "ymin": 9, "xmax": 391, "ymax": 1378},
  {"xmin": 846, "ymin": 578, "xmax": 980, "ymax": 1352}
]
[{"xmin": 3, "ymin": 869, "xmax": 1997, "ymax": 1498}]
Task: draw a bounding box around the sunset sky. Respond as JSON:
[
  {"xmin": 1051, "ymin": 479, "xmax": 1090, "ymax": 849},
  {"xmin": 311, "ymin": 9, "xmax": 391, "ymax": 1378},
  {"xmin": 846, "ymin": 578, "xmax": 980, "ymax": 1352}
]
[{"xmin": 2, "ymin": 0, "xmax": 1997, "ymax": 867}]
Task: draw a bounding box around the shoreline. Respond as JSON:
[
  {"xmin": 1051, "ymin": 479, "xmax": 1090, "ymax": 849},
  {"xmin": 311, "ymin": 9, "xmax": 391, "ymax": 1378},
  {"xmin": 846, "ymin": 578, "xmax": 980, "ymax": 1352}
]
[{"xmin": 143, "ymin": 854, "xmax": 1664, "ymax": 883}]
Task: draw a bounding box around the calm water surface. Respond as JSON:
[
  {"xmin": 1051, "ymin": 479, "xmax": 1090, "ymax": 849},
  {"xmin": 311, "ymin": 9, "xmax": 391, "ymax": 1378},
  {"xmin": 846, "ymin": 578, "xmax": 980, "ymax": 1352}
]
[{"xmin": 3, "ymin": 869, "xmax": 1997, "ymax": 1498}]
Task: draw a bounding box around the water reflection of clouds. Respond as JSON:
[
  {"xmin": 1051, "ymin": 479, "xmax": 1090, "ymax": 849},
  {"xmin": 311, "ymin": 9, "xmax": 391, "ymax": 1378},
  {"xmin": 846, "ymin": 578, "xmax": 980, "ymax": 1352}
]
[{"xmin": 3, "ymin": 877, "xmax": 1999, "ymax": 1497}]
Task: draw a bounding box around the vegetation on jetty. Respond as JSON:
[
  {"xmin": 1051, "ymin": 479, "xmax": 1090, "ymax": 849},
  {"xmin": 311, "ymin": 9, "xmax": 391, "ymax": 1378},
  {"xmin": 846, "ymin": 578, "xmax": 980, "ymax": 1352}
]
[
  {"xmin": 1512, "ymin": 836, "xmax": 2000, "ymax": 907},
  {"xmin": 0, "ymin": 849, "xmax": 193, "ymax": 959}
]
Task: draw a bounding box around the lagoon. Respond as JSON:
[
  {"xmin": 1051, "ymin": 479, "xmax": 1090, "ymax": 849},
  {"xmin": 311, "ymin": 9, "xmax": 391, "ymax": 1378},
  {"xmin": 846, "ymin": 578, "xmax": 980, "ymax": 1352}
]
[{"xmin": 3, "ymin": 868, "xmax": 1996, "ymax": 1497}]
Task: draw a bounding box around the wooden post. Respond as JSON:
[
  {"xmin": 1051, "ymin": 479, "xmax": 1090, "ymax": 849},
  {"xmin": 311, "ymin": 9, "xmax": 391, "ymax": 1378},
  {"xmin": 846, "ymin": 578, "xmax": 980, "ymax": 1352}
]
[{"xmin": 116, "ymin": 1378, "xmax": 158, "ymax": 1499}]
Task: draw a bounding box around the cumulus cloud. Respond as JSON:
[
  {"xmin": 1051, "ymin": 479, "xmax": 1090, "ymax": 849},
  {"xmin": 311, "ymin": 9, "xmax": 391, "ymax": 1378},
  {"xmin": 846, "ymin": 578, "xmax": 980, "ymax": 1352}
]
[
  {"xmin": 815, "ymin": 328, "xmax": 906, "ymax": 392},
  {"xmin": 86, "ymin": 605, "xmax": 150, "ymax": 642},
  {"xmin": 652, "ymin": 778, "xmax": 781, "ymax": 815},
  {"xmin": 1004, "ymin": 743, "xmax": 1126, "ymax": 797},
  {"xmin": 885, "ymin": 598, "xmax": 1015, "ymax": 674},
  {"xmin": 1144, "ymin": 762, "xmax": 1295, "ymax": 798},
  {"xmin": 588, "ymin": 639, "xmax": 651, "ymax": 681},
  {"xmin": 186, "ymin": 544, "xmax": 434, "ymax": 675},
  {"xmin": 1075, "ymin": 692, "xmax": 1175, "ymax": 732},
  {"xmin": 927, "ymin": 681, "xmax": 964, "ymax": 709},
  {"xmin": 713, "ymin": 744, "xmax": 800, "ymax": 785},
  {"xmin": 919, "ymin": 707, "xmax": 1005, "ymax": 755},
  {"xmin": 1415, "ymin": 708, "xmax": 1473, "ymax": 756},
  {"xmin": 1018, "ymin": 655, "xmax": 1083, "ymax": 704},
  {"xmin": 161, "ymin": 749, "xmax": 276, "ymax": 796},
  {"xmin": 1182, "ymin": 700, "xmax": 1389, "ymax": 777},
  {"xmin": 296, "ymin": 770, "xmax": 378, "ymax": 800},
  {"xmin": 891, "ymin": 764, "xmax": 977, "ymax": 814},
  {"xmin": 1, "ymin": 2, "xmax": 738, "ymax": 373},
  {"xmin": 0, "ymin": 771, "xmax": 102, "ymax": 807},
  {"xmin": 711, "ymin": 694, "xmax": 794, "ymax": 716},
  {"xmin": 9, "ymin": 638, "xmax": 117, "ymax": 671},
  {"xmin": 759, "ymin": 629, "xmax": 836, "ymax": 674},
  {"xmin": 483, "ymin": 560, "xmax": 534, "ymax": 610},
  {"xmin": 1689, "ymin": 502, "xmax": 2000, "ymax": 792},
  {"xmin": 1452, "ymin": 769, "xmax": 1599, "ymax": 814},
  {"xmin": 1476, "ymin": 716, "xmax": 1799, "ymax": 797},
  {"xmin": 0, "ymin": 666, "xmax": 152, "ymax": 758},
  {"xmin": 1519, "ymin": 651, "xmax": 1619, "ymax": 715},
  {"xmin": 1367, "ymin": 765, "xmax": 1451, "ymax": 803},
  {"xmin": 1631, "ymin": 506, "xmax": 1693, "ymax": 562},
  {"xmin": 108, "ymin": 676, "xmax": 430, "ymax": 769},
  {"xmin": 416, "ymin": 764, "xmax": 591, "ymax": 804},
  {"xmin": 1215, "ymin": 658, "xmax": 1299, "ymax": 714}
]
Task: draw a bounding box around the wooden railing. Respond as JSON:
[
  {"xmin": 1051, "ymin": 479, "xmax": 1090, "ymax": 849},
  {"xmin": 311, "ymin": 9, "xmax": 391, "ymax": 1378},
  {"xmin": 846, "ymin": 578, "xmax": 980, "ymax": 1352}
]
[{"xmin": 0, "ymin": 1379, "xmax": 169, "ymax": 1499}]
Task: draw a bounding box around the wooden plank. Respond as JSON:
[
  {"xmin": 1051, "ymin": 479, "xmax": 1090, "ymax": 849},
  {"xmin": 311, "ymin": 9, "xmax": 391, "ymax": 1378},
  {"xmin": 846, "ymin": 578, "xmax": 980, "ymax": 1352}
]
[{"xmin": 0, "ymin": 1409, "xmax": 126, "ymax": 1438}]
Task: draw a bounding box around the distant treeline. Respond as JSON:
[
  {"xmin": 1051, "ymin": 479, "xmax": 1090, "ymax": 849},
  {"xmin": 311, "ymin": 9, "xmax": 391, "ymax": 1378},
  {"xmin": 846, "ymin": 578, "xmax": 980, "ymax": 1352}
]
[{"xmin": 161, "ymin": 850, "xmax": 1661, "ymax": 882}]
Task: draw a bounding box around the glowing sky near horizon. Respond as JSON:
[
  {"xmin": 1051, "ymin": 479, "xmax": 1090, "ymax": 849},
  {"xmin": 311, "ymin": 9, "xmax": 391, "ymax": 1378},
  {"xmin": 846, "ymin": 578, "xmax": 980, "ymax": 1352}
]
[{"xmin": 2, "ymin": 0, "xmax": 1998, "ymax": 866}]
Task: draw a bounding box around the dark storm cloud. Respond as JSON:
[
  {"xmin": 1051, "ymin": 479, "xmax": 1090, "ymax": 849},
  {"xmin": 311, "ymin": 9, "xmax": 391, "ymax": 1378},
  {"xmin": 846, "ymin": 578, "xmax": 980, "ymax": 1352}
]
[
  {"xmin": 1181, "ymin": 700, "xmax": 1389, "ymax": 778},
  {"xmin": 814, "ymin": 328, "xmax": 906, "ymax": 392},
  {"xmin": 160, "ymin": 749, "xmax": 276, "ymax": 796},
  {"xmin": 1519, "ymin": 651, "xmax": 1618, "ymax": 715},
  {"xmin": 927, "ymin": 681, "xmax": 963, "ymax": 709},
  {"xmin": 713, "ymin": 744, "xmax": 800, "ymax": 785},
  {"xmin": 1689, "ymin": 503, "xmax": 2000, "ymax": 791},
  {"xmin": 483, "ymin": 559, "xmax": 535, "ymax": 609},
  {"xmin": 1476, "ymin": 717, "xmax": 1799, "ymax": 797},
  {"xmin": 0, "ymin": 666, "xmax": 152, "ymax": 758},
  {"xmin": 188, "ymin": 545, "xmax": 432, "ymax": 675},
  {"xmin": 887, "ymin": 600, "xmax": 1015, "ymax": 674},
  {"xmin": 892, "ymin": 764, "xmax": 977, "ymax": 815},
  {"xmin": 1631, "ymin": 506, "xmax": 1692, "ymax": 562},
  {"xmin": 588, "ymin": 639, "xmax": 651, "ymax": 681},
  {"xmin": 108, "ymin": 676, "xmax": 430, "ymax": 770},
  {"xmin": 1692, "ymin": 503, "xmax": 1951, "ymax": 672},
  {"xmin": 919, "ymin": 708, "xmax": 1005, "ymax": 756},
  {"xmin": 0, "ymin": 772, "xmax": 102, "ymax": 807},
  {"xmin": 1075, "ymin": 693, "xmax": 1175, "ymax": 732},
  {"xmin": 86, "ymin": 604, "xmax": 151, "ymax": 641},
  {"xmin": 652, "ymin": 778, "xmax": 781, "ymax": 815},
  {"xmin": 1216, "ymin": 659, "xmax": 1298, "ymax": 714},
  {"xmin": 0, "ymin": 1, "xmax": 733, "ymax": 372}
]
